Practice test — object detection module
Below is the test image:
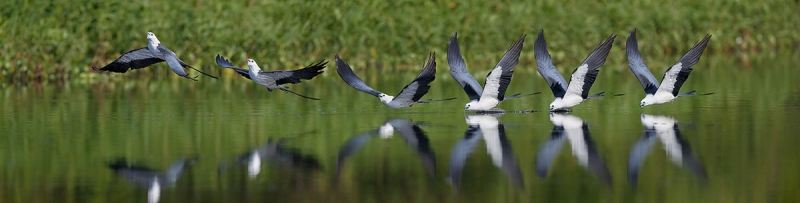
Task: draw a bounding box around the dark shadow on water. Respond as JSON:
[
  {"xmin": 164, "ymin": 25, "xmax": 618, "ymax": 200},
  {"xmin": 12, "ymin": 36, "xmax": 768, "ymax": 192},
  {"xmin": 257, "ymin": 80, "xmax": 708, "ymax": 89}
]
[
  {"xmin": 108, "ymin": 157, "xmax": 196, "ymax": 203},
  {"xmin": 336, "ymin": 118, "xmax": 437, "ymax": 181},
  {"xmin": 217, "ymin": 138, "xmax": 322, "ymax": 179},
  {"xmin": 628, "ymin": 114, "xmax": 708, "ymax": 190},
  {"xmin": 448, "ymin": 113, "xmax": 525, "ymax": 191},
  {"xmin": 534, "ymin": 113, "xmax": 613, "ymax": 185}
]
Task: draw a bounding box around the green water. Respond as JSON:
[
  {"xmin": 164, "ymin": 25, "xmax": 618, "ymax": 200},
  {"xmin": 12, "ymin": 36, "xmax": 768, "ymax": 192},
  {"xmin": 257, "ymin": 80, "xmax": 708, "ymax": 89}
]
[{"xmin": 2, "ymin": 53, "xmax": 799, "ymax": 203}]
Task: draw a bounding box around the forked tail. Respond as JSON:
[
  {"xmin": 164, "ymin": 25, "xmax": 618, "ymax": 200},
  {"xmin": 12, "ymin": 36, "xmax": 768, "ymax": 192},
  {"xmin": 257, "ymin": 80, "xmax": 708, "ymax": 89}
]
[
  {"xmin": 188, "ymin": 66, "xmax": 219, "ymax": 79},
  {"xmin": 282, "ymin": 89, "xmax": 321, "ymax": 100},
  {"xmin": 587, "ymin": 92, "xmax": 605, "ymax": 99},
  {"xmin": 416, "ymin": 97, "xmax": 457, "ymax": 103},
  {"xmin": 504, "ymin": 92, "xmax": 542, "ymax": 100},
  {"xmin": 677, "ymin": 90, "xmax": 714, "ymax": 98}
]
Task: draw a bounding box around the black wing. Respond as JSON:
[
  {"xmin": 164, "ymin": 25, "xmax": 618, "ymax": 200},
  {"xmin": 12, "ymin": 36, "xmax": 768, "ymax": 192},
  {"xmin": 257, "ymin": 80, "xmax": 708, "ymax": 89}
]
[{"xmin": 93, "ymin": 47, "xmax": 164, "ymax": 73}]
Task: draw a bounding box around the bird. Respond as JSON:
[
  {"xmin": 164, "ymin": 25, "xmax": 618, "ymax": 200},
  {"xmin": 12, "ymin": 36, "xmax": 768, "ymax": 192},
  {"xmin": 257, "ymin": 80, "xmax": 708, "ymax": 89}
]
[
  {"xmin": 535, "ymin": 113, "xmax": 612, "ymax": 185},
  {"xmin": 108, "ymin": 157, "xmax": 196, "ymax": 203},
  {"xmin": 626, "ymin": 29, "xmax": 713, "ymax": 107},
  {"xmin": 447, "ymin": 33, "xmax": 539, "ymax": 111},
  {"xmin": 534, "ymin": 30, "xmax": 616, "ymax": 112},
  {"xmin": 217, "ymin": 138, "xmax": 321, "ymax": 178},
  {"xmin": 449, "ymin": 114, "xmax": 524, "ymax": 190},
  {"xmin": 336, "ymin": 118, "xmax": 436, "ymax": 179},
  {"xmin": 629, "ymin": 114, "xmax": 707, "ymax": 189},
  {"xmin": 215, "ymin": 55, "xmax": 323, "ymax": 100},
  {"xmin": 335, "ymin": 53, "xmax": 450, "ymax": 109},
  {"xmin": 92, "ymin": 32, "xmax": 218, "ymax": 81}
]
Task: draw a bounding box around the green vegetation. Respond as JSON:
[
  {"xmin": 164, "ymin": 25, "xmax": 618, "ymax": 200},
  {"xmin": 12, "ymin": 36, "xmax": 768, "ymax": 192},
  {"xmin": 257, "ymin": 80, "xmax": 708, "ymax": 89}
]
[{"xmin": 1, "ymin": 0, "xmax": 798, "ymax": 82}]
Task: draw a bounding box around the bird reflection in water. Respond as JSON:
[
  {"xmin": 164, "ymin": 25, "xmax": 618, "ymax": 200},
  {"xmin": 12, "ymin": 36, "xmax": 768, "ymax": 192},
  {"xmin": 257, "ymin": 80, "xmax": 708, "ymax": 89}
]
[
  {"xmin": 449, "ymin": 113, "xmax": 524, "ymax": 190},
  {"xmin": 336, "ymin": 118, "xmax": 436, "ymax": 179},
  {"xmin": 629, "ymin": 114, "xmax": 707, "ymax": 189},
  {"xmin": 218, "ymin": 138, "xmax": 321, "ymax": 179},
  {"xmin": 535, "ymin": 113, "xmax": 612, "ymax": 185},
  {"xmin": 108, "ymin": 157, "xmax": 196, "ymax": 203}
]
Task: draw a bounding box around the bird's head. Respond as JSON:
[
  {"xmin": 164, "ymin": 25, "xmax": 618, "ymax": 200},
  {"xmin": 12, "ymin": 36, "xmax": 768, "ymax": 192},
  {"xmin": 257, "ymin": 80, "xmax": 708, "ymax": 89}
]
[
  {"xmin": 549, "ymin": 98, "xmax": 566, "ymax": 111},
  {"xmin": 640, "ymin": 95, "xmax": 654, "ymax": 107},
  {"xmin": 464, "ymin": 101, "xmax": 477, "ymax": 110},
  {"xmin": 146, "ymin": 32, "xmax": 160, "ymax": 45},
  {"xmin": 246, "ymin": 59, "xmax": 261, "ymax": 72},
  {"xmin": 378, "ymin": 93, "xmax": 393, "ymax": 103}
]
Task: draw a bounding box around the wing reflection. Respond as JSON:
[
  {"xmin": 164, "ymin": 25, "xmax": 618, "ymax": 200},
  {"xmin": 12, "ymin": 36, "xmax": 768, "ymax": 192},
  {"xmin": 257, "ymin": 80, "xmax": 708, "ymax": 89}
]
[
  {"xmin": 629, "ymin": 114, "xmax": 707, "ymax": 189},
  {"xmin": 336, "ymin": 118, "xmax": 436, "ymax": 179},
  {"xmin": 449, "ymin": 114, "xmax": 524, "ymax": 190},
  {"xmin": 108, "ymin": 157, "xmax": 196, "ymax": 203},
  {"xmin": 218, "ymin": 138, "xmax": 321, "ymax": 179},
  {"xmin": 535, "ymin": 113, "xmax": 612, "ymax": 185}
]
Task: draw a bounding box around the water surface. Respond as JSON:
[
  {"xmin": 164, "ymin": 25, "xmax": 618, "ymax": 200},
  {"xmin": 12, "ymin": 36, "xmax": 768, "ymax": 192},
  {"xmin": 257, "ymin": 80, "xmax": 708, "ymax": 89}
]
[{"xmin": 2, "ymin": 53, "xmax": 799, "ymax": 203}]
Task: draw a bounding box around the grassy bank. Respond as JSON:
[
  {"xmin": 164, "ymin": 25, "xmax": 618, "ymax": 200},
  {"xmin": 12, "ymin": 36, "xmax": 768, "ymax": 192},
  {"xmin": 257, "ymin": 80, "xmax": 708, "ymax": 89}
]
[{"xmin": 1, "ymin": 0, "xmax": 798, "ymax": 82}]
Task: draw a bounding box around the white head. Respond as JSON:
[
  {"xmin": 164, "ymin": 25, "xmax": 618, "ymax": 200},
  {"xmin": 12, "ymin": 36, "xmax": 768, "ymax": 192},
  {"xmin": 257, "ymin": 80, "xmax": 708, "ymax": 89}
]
[
  {"xmin": 146, "ymin": 32, "xmax": 160, "ymax": 45},
  {"xmin": 378, "ymin": 93, "xmax": 393, "ymax": 104},
  {"xmin": 246, "ymin": 59, "xmax": 261, "ymax": 72},
  {"xmin": 549, "ymin": 98, "xmax": 566, "ymax": 111},
  {"xmin": 464, "ymin": 101, "xmax": 478, "ymax": 110},
  {"xmin": 640, "ymin": 94, "xmax": 654, "ymax": 107}
]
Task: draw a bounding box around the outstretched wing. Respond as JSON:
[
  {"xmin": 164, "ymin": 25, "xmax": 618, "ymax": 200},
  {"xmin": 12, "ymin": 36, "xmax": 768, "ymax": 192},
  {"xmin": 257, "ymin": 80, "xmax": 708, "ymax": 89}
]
[
  {"xmin": 392, "ymin": 53, "xmax": 436, "ymax": 104},
  {"xmin": 535, "ymin": 125, "xmax": 566, "ymax": 177},
  {"xmin": 447, "ymin": 32, "xmax": 483, "ymax": 101},
  {"xmin": 656, "ymin": 35, "xmax": 711, "ymax": 96},
  {"xmin": 335, "ymin": 54, "xmax": 384, "ymax": 97},
  {"xmin": 534, "ymin": 30, "xmax": 568, "ymax": 98},
  {"xmin": 626, "ymin": 29, "xmax": 660, "ymax": 94},
  {"xmin": 260, "ymin": 60, "xmax": 327, "ymax": 85},
  {"xmin": 565, "ymin": 35, "xmax": 616, "ymax": 99},
  {"xmin": 480, "ymin": 34, "xmax": 525, "ymax": 102},
  {"xmin": 93, "ymin": 47, "xmax": 164, "ymax": 73},
  {"xmin": 215, "ymin": 54, "xmax": 251, "ymax": 79},
  {"xmin": 157, "ymin": 44, "xmax": 192, "ymax": 79}
]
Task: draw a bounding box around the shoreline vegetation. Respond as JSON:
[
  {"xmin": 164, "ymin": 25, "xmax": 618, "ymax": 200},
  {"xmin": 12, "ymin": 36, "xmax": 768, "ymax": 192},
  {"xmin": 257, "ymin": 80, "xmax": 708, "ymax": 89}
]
[{"xmin": 1, "ymin": 0, "xmax": 798, "ymax": 83}]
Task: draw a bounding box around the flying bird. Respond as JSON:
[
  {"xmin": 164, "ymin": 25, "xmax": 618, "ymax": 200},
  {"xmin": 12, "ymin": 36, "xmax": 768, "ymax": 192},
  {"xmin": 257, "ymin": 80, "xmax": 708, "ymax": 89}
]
[
  {"xmin": 535, "ymin": 113, "xmax": 612, "ymax": 185},
  {"xmin": 534, "ymin": 30, "xmax": 616, "ymax": 112},
  {"xmin": 108, "ymin": 157, "xmax": 196, "ymax": 203},
  {"xmin": 92, "ymin": 32, "xmax": 218, "ymax": 81},
  {"xmin": 626, "ymin": 29, "xmax": 713, "ymax": 107},
  {"xmin": 336, "ymin": 118, "xmax": 436, "ymax": 179},
  {"xmin": 629, "ymin": 114, "xmax": 707, "ymax": 189},
  {"xmin": 447, "ymin": 33, "xmax": 538, "ymax": 110},
  {"xmin": 215, "ymin": 55, "xmax": 323, "ymax": 100},
  {"xmin": 335, "ymin": 53, "xmax": 450, "ymax": 109},
  {"xmin": 449, "ymin": 114, "xmax": 524, "ymax": 190}
]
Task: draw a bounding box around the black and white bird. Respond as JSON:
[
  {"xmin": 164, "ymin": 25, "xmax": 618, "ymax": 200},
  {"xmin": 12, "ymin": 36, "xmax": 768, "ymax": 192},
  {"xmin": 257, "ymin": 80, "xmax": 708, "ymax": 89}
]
[
  {"xmin": 629, "ymin": 114, "xmax": 707, "ymax": 189},
  {"xmin": 215, "ymin": 55, "xmax": 323, "ymax": 100},
  {"xmin": 336, "ymin": 118, "xmax": 436, "ymax": 179},
  {"xmin": 534, "ymin": 30, "xmax": 616, "ymax": 112},
  {"xmin": 449, "ymin": 114, "xmax": 524, "ymax": 190},
  {"xmin": 626, "ymin": 29, "xmax": 713, "ymax": 107},
  {"xmin": 335, "ymin": 53, "xmax": 448, "ymax": 109},
  {"xmin": 93, "ymin": 32, "xmax": 218, "ymax": 81},
  {"xmin": 108, "ymin": 157, "xmax": 196, "ymax": 203},
  {"xmin": 447, "ymin": 33, "xmax": 537, "ymax": 111},
  {"xmin": 217, "ymin": 138, "xmax": 321, "ymax": 178},
  {"xmin": 535, "ymin": 113, "xmax": 612, "ymax": 185}
]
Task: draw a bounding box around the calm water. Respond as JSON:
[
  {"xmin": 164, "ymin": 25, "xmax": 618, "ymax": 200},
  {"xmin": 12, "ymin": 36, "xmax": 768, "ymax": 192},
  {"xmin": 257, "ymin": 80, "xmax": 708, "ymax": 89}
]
[{"xmin": 2, "ymin": 53, "xmax": 800, "ymax": 203}]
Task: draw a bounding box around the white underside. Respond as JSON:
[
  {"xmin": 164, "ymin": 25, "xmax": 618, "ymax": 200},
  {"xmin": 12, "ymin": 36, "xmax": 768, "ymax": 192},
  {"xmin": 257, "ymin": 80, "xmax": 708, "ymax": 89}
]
[
  {"xmin": 550, "ymin": 95, "xmax": 584, "ymax": 111},
  {"xmin": 466, "ymin": 98, "xmax": 500, "ymax": 110}
]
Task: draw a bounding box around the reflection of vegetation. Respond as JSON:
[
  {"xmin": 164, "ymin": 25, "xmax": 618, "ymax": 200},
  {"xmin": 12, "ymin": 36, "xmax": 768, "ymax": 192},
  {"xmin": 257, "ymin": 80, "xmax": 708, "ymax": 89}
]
[
  {"xmin": 1, "ymin": 51, "xmax": 800, "ymax": 202},
  {"xmin": 1, "ymin": 0, "xmax": 797, "ymax": 82}
]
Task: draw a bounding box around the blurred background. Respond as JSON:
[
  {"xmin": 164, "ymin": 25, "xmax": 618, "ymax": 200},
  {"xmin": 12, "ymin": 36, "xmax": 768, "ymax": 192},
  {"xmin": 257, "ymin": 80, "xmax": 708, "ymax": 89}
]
[{"xmin": 0, "ymin": 0, "xmax": 797, "ymax": 83}]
